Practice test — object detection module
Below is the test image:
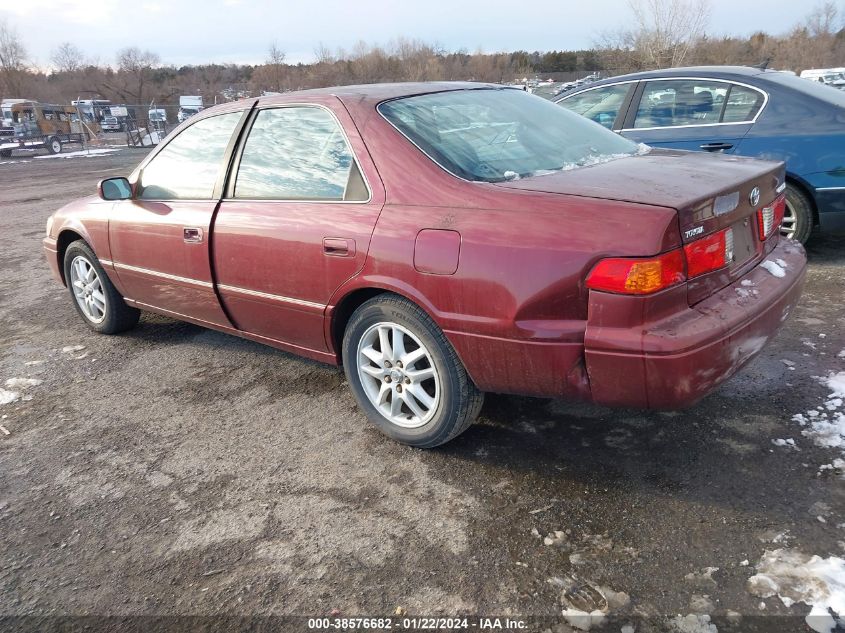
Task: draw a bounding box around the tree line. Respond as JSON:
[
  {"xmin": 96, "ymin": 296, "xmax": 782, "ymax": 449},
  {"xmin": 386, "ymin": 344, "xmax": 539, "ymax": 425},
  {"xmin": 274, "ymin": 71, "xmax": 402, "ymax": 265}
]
[{"xmin": 0, "ymin": 0, "xmax": 842, "ymax": 113}]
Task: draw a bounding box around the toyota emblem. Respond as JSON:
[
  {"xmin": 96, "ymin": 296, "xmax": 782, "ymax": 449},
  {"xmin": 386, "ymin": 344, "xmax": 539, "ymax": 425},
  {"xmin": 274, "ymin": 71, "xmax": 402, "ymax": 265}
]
[{"xmin": 749, "ymin": 186, "xmax": 761, "ymax": 207}]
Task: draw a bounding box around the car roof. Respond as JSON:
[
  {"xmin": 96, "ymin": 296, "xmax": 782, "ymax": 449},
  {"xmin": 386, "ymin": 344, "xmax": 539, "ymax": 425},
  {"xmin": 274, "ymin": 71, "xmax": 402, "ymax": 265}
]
[
  {"xmin": 255, "ymin": 81, "xmax": 507, "ymax": 107},
  {"xmin": 587, "ymin": 66, "xmax": 770, "ymax": 83}
]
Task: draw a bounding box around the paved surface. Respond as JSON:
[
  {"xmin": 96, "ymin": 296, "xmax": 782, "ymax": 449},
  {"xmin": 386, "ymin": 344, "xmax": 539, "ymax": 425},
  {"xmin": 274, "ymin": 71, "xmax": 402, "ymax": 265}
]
[{"xmin": 0, "ymin": 148, "xmax": 843, "ymax": 632}]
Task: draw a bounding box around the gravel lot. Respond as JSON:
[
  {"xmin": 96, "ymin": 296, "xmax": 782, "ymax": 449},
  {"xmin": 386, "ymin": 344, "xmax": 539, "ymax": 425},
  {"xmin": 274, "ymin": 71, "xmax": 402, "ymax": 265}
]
[{"xmin": 1, "ymin": 147, "xmax": 843, "ymax": 632}]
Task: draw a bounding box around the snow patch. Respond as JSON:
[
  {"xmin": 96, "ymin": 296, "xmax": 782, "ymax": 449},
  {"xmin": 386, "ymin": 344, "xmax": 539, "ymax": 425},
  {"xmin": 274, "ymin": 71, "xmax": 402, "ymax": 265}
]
[
  {"xmin": 747, "ymin": 548, "xmax": 845, "ymax": 633},
  {"xmin": 4, "ymin": 378, "xmax": 42, "ymax": 390},
  {"xmin": 789, "ymin": 373, "xmax": 845, "ymax": 464},
  {"xmin": 0, "ymin": 389, "xmax": 19, "ymax": 405},
  {"xmin": 761, "ymin": 260, "xmax": 786, "ymax": 278},
  {"xmin": 669, "ymin": 614, "xmax": 717, "ymax": 633},
  {"xmin": 61, "ymin": 345, "xmax": 86, "ymax": 353},
  {"xmin": 35, "ymin": 148, "xmax": 120, "ymax": 160},
  {"xmin": 772, "ymin": 438, "xmax": 798, "ymax": 449}
]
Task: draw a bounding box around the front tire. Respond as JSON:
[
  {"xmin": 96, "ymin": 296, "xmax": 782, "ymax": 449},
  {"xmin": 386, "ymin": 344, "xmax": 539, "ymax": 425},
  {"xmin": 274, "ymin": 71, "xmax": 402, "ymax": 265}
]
[
  {"xmin": 781, "ymin": 183, "xmax": 813, "ymax": 244},
  {"xmin": 63, "ymin": 240, "xmax": 140, "ymax": 334},
  {"xmin": 342, "ymin": 294, "xmax": 483, "ymax": 448}
]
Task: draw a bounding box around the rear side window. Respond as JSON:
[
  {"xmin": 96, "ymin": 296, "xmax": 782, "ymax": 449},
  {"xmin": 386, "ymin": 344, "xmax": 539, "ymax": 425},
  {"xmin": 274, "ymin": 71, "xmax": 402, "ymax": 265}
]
[
  {"xmin": 557, "ymin": 84, "xmax": 631, "ymax": 129},
  {"xmin": 233, "ymin": 107, "xmax": 366, "ymax": 201},
  {"xmin": 633, "ymin": 79, "xmax": 766, "ymax": 128},
  {"xmin": 634, "ymin": 80, "xmax": 729, "ymax": 128},
  {"xmin": 140, "ymin": 112, "xmax": 242, "ymax": 200}
]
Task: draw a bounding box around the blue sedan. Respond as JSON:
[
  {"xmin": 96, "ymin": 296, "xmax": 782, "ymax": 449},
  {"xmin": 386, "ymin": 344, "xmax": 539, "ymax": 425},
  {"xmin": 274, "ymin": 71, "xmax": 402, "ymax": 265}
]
[{"xmin": 555, "ymin": 66, "xmax": 845, "ymax": 243}]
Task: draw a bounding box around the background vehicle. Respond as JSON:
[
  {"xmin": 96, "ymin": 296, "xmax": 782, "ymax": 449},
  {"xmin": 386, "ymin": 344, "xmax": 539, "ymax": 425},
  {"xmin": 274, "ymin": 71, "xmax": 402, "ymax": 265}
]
[
  {"xmin": 556, "ymin": 66, "xmax": 845, "ymax": 243},
  {"xmin": 800, "ymin": 68, "xmax": 845, "ymax": 89},
  {"xmin": 71, "ymin": 99, "xmax": 113, "ymax": 124},
  {"xmin": 148, "ymin": 108, "xmax": 168, "ymax": 124},
  {"xmin": 0, "ymin": 101, "xmax": 88, "ymax": 157},
  {"xmin": 177, "ymin": 96, "xmax": 203, "ymax": 123},
  {"xmin": 43, "ymin": 84, "xmax": 805, "ymax": 448},
  {"xmin": 100, "ymin": 116, "xmax": 121, "ymax": 133}
]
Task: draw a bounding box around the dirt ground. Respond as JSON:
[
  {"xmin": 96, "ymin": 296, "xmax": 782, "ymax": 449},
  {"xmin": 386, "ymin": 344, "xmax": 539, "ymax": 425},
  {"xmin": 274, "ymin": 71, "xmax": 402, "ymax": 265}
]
[{"xmin": 1, "ymin": 147, "xmax": 843, "ymax": 632}]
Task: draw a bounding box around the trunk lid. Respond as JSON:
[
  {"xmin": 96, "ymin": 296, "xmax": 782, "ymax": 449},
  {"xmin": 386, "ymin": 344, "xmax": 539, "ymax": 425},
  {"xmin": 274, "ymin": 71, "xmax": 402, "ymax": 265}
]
[{"xmin": 494, "ymin": 148, "xmax": 785, "ymax": 304}]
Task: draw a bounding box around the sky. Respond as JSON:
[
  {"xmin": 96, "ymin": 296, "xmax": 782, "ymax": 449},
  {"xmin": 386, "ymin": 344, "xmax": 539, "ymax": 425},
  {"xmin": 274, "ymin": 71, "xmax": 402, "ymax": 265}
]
[{"xmin": 1, "ymin": 0, "xmax": 815, "ymax": 68}]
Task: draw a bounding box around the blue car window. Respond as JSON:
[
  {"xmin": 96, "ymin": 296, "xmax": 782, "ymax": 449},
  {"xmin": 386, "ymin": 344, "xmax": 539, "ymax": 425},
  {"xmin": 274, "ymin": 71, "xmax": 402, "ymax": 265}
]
[
  {"xmin": 722, "ymin": 85, "xmax": 765, "ymax": 123},
  {"xmin": 634, "ymin": 80, "xmax": 728, "ymax": 128},
  {"xmin": 557, "ymin": 84, "xmax": 630, "ymax": 129}
]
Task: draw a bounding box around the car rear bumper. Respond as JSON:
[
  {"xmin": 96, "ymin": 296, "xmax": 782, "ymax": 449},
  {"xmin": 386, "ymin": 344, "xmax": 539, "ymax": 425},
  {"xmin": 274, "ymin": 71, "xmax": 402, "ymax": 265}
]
[
  {"xmin": 584, "ymin": 239, "xmax": 807, "ymax": 409},
  {"xmin": 43, "ymin": 237, "xmax": 63, "ymax": 284}
]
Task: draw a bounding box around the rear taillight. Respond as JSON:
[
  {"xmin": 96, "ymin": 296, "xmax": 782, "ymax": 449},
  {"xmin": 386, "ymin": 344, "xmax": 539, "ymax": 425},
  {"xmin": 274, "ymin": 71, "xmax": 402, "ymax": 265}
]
[
  {"xmin": 684, "ymin": 227, "xmax": 734, "ymax": 278},
  {"xmin": 586, "ymin": 250, "xmax": 686, "ymax": 295},
  {"xmin": 757, "ymin": 194, "xmax": 785, "ymax": 240},
  {"xmin": 587, "ymin": 228, "xmax": 735, "ymax": 295}
]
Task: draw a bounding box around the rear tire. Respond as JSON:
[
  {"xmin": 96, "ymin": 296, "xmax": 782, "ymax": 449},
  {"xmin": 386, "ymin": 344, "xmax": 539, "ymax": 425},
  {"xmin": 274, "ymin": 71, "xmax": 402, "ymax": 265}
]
[
  {"xmin": 63, "ymin": 240, "xmax": 140, "ymax": 334},
  {"xmin": 48, "ymin": 136, "xmax": 62, "ymax": 154},
  {"xmin": 342, "ymin": 294, "xmax": 483, "ymax": 448},
  {"xmin": 782, "ymin": 183, "xmax": 813, "ymax": 244},
  {"xmin": 0, "ymin": 149, "xmax": 11, "ymax": 158}
]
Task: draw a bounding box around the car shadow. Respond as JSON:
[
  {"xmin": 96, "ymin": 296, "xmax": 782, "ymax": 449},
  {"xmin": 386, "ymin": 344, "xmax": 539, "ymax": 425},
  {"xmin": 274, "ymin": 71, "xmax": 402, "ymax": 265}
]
[{"xmin": 805, "ymin": 232, "xmax": 844, "ymax": 263}]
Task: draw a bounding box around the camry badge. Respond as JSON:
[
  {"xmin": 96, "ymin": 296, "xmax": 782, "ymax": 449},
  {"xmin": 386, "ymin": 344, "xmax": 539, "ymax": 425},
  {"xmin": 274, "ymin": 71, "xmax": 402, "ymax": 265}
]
[{"xmin": 749, "ymin": 186, "xmax": 761, "ymax": 207}]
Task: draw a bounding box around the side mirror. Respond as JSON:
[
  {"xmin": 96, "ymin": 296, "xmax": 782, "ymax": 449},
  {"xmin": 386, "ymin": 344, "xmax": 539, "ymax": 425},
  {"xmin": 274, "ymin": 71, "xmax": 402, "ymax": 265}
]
[{"xmin": 98, "ymin": 177, "xmax": 132, "ymax": 201}]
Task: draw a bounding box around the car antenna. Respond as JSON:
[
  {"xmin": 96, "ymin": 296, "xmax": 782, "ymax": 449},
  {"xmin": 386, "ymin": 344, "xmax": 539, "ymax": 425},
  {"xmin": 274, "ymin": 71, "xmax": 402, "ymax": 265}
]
[{"xmin": 753, "ymin": 57, "xmax": 771, "ymax": 70}]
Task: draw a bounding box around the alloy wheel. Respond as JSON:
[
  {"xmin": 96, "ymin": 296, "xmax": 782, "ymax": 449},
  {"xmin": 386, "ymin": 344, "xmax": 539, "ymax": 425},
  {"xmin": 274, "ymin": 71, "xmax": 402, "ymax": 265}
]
[
  {"xmin": 356, "ymin": 322, "xmax": 440, "ymax": 428},
  {"xmin": 780, "ymin": 200, "xmax": 796, "ymax": 239},
  {"xmin": 70, "ymin": 255, "xmax": 107, "ymax": 323}
]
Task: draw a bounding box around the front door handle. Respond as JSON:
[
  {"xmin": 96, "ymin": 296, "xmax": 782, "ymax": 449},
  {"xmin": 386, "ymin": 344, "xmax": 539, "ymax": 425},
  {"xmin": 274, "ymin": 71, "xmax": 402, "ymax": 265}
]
[
  {"xmin": 700, "ymin": 142, "xmax": 733, "ymax": 152},
  {"xmin": 183, "ymin": 227, "xmax": 203, "ymax": 243},
  {"xmin": 323, "ymin": 237, "xmax": 355, "ymax": 257}
]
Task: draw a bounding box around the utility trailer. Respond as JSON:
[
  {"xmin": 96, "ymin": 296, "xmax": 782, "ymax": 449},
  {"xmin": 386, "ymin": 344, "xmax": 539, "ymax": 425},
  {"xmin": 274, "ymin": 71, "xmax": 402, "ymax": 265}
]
[{"xmin": 0, "ymin": 101, "xmax": 92, "ymax": 157}]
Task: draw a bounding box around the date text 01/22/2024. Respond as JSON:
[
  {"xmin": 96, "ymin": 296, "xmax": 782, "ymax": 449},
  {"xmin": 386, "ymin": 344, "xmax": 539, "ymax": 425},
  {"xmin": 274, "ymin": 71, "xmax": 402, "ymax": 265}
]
[{"xmin": 307, "ymin": 617, "xmax": 527, "ymax": 630}]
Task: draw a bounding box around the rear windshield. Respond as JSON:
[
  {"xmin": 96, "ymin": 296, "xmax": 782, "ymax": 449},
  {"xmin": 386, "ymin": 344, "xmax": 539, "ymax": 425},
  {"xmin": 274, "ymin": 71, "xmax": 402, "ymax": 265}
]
[
  {"xmin": 378, "ymin": 88, "xmax": 643, "ymax": 183},
  {"xmin": 762, "ymin": 71, "xmax": 845, "ymax": 107}
]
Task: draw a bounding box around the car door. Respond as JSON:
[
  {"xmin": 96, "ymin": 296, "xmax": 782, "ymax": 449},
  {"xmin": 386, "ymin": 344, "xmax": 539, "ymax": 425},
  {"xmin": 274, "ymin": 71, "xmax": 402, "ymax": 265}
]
[
  {"xmin": 212, "ymin": 99, "xmax": 385, "ymax": 352},
  {"xmin": 555, "ymin": 83, "xmax": 637, "ymax": 130},
  {"xmin": 108, "ymin": 108, "xmax": 248, "ymax": 326},
  {"xmin": 618, "ymin": 78, "xmax": 765, "ymax": 154}
]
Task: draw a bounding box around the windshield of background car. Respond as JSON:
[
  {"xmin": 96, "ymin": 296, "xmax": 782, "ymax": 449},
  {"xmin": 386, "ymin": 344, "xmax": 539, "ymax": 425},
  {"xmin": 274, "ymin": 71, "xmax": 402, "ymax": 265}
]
[{"xmin": 378, "ymin": 88, "xmax": 643, "ymax": 183}]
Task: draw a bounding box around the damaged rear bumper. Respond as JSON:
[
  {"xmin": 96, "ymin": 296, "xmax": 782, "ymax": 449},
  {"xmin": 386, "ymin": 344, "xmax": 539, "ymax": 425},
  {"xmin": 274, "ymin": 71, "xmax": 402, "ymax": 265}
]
[{"xmin": 584, "ymin": 239, "xmax": 807, "ymax": 409}]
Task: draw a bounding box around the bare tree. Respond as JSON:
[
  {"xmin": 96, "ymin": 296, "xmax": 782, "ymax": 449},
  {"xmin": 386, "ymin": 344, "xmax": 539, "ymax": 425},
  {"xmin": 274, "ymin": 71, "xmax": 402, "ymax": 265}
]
[
  {"xmin": 805, "ymin": 1, "xmax": 840, "ymax": 36},
  {"xmin": 0, "ymin": 18, "xmax": 27, "ymax": 97},
  {"xmin": 51, "ymin": 42, "xmax": 85, "ymax": 73},
  {"xmin": 603, "ymin": 0, "xmax": 711, "ymax": 70}
]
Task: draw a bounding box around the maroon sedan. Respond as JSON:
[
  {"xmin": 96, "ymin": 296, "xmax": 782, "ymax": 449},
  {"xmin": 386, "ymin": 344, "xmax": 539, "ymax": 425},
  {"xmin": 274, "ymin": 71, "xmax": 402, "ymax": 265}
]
[{"xmin": 43, "ymin": 83, "xmax": 807, "ymax": 447}]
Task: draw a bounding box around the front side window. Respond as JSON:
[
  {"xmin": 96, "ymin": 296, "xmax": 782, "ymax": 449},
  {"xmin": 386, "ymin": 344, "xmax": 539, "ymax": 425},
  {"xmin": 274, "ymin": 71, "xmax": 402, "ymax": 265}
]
[
  {"xmin": 558, "ymin": 84, "xmax": 631, "ymax": 129},
  {"xmin": 140, "ymin": 112, "xmax": 242, "ymax": 200},
  {"xmin": 234, "ymin": 107, "xmax": 365, "ymax": 201},
  {"xmin": 379, "ymin": 88, "xmax": 641, "ymax": 183}
]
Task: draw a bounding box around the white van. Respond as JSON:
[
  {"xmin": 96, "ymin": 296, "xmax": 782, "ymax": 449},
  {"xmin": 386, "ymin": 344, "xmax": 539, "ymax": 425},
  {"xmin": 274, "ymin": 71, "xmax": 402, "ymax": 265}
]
[{"xmin": 800, "ymin": 68, "xmax": 845, "ymax": 89}]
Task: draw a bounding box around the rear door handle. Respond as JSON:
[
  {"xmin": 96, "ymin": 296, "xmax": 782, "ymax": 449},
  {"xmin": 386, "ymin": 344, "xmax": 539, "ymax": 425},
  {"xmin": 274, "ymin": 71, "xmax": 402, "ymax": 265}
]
[
  {"xmin": 323, "ymin": 237, "xmax": 355, "ymax": 257},
  {"xmin": 183, "ymin": 227, "xmax": 203, "ymax": 243},
  {"xmin": 700, "ymin": 142, "xmax": 733, "ymax": 152}
]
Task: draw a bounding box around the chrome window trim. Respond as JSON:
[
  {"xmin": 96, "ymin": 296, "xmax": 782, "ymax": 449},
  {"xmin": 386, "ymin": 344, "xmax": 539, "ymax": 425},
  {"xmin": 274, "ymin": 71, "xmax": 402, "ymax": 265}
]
[
  {"xmin": 815, "ymin": 186, "xmax": 845, "ymax": 191},
  {"xmin": 616, "ymin": 77, "xmax": 768, "ymax": 132},
  {"xmin": 230, "ymin": 102, "xmax": 372, "ymax": 204}
]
